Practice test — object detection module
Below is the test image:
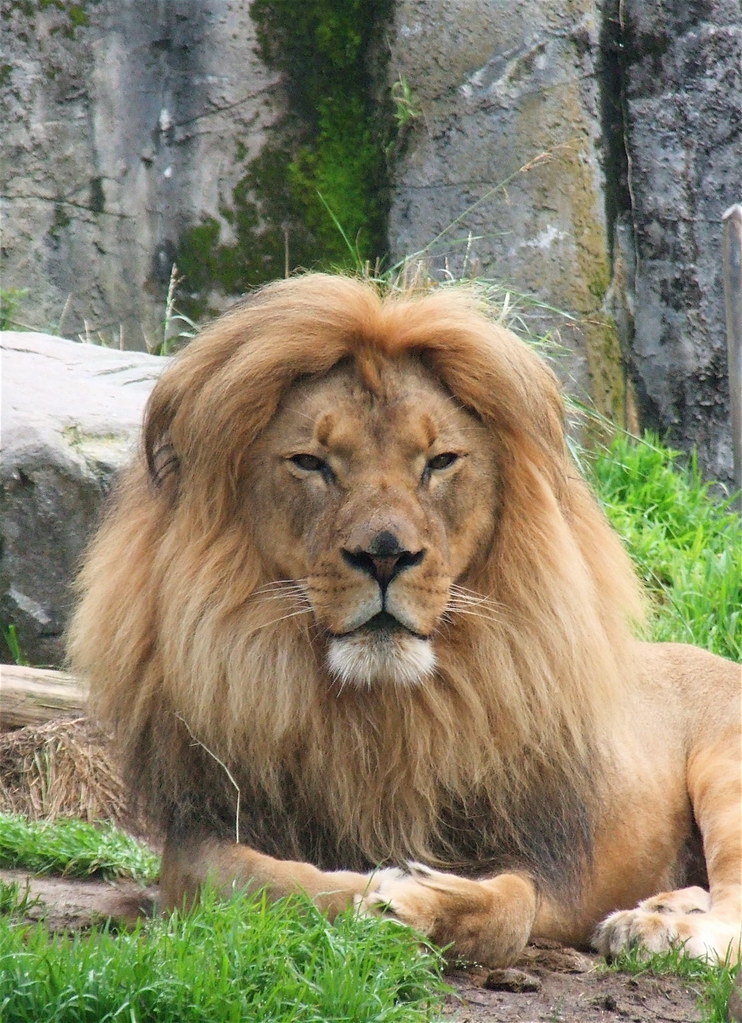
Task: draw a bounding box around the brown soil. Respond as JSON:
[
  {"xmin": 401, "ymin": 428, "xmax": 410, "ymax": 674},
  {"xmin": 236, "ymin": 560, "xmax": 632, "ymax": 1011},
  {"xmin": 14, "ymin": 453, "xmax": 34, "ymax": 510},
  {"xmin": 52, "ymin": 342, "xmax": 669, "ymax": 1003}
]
[
  {"xmin": 442, "ymin": 949, "xmax": 702, "ymax": 1022},
  {"xmin": 0, "ymin": 868, "xmax": 157, "ymax": 932},
  {"xmin": 1, "ymin": 869, "xmax": 704, "ymax": 1022}
]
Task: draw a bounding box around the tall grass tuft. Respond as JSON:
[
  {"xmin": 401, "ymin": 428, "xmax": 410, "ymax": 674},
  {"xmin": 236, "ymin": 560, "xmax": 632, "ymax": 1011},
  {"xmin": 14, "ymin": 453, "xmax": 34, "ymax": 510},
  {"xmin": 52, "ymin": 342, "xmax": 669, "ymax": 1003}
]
[
  {"xmin": 592, "ymin": 431, "xmax": 741, "ymax": 661},
  {"xmin": 0, "ymin": 887, "xmax": 447, "ymax": 1023}
]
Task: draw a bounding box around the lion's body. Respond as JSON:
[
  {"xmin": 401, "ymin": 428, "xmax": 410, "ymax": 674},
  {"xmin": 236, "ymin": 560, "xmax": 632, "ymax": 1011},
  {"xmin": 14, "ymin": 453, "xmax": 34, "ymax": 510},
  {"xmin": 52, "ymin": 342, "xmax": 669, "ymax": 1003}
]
[{"xmin": 68, "ymin": 275, "xmax": 741, "ymax": 966}]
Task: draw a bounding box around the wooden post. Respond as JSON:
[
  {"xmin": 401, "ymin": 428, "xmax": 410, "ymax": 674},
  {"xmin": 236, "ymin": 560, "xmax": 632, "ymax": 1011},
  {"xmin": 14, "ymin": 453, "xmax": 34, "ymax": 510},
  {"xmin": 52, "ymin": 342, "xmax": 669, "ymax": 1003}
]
[{"xmin": 722, "ymin": 204, "xmax": 742, "ymax": 509}]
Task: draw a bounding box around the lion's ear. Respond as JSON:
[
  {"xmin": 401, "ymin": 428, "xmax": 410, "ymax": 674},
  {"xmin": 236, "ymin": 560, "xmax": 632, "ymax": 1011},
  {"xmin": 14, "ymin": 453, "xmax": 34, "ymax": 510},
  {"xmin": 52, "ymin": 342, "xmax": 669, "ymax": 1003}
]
[{"xmin": 143, "ymin": 394, "xmax": 180, "ymax": 498}]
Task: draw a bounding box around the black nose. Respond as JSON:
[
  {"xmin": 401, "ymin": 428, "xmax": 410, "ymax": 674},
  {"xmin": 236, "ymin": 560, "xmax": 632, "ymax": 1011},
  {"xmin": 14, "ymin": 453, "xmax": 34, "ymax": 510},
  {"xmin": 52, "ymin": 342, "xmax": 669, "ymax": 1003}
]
[{"xmin": 342, "ymin": 530, "xmax": 425, "ymax": 589}]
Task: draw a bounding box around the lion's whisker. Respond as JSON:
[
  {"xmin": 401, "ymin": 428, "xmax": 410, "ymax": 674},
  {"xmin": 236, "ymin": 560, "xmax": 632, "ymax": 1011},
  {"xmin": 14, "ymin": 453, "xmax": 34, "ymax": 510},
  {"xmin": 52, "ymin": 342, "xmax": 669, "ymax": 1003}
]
[
  {"xmin": 253, "ymin": 579, "xmax": 309, "ymax": 595},
  {"xmin": 446, "ymin": 597, "xmax": 495, "ymax": 611},
  {"xmin": 447, "ymin": 592, "xmax": 492, "ymax": 608},
  {"xmin": 254, "ymin": 591, "xmax": 311, "ymax": 605},
  {"xmin": 445, "ymin": 606, "xmax": 506, "ymax": 625},
  {"xmin": 448, "ymin": 583, "xmax": 498, "ymax": 600},
  {"xmin": 448, "ymin": 585, "xmax": 507, "ymax": 611},
  {"xmin": 445, "ymin": 586, "xmax": 509, "ymax": 624},
  {"xmin": 251, "ymin": 607, "xmax": 314, "ymax": 631},
  {"xmin": 252, "ymin": 587, "xmax": 310, "ymax": 608},
  {"xmin": 444, "ymin": 602, "xmax": 507, "ymax": 623},
  {"xmin": 447, "ymin": 602, "xmax": 505, "ymax": 620},
  {"xmin": 448, "ymin": 593, "xmax": 505, "ymax": 612}
]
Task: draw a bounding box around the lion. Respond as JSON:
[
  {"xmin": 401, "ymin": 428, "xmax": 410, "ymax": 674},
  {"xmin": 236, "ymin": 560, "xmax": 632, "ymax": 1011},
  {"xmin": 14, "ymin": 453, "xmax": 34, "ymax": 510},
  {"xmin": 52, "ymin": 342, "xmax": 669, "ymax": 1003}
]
[{"xmin": 68, "ymin": 273, "xmax": 741, "ymax": 968}]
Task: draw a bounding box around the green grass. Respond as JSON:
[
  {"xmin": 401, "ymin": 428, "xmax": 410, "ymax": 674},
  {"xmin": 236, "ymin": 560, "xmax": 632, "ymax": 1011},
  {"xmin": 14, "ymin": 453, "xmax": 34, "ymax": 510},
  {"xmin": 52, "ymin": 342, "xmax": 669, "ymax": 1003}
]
[
  {"xmin": 591, "ymin": 431, "xmax": 741, "ymax": 661},
  {"xmin": 0, "ymin": 877, "xmax": 40, "ymax": 918},
  {"xmin": 702, "ymin": 960, "xmax": 741, "ymax": 1023},
  {"xmin": 0, "ymin": 886, "xmax": 446, "ymax": 1023},
  {"xmin": 0, "ymin": 813, "xmax": 159, "ymax": 884},
  {"xmin": 0, "ymin": 287, "xmax": 29, "ymax": 330},
  {"xmin": 1, "ymin": 623, "xmax": 28, "ymax": 666}
]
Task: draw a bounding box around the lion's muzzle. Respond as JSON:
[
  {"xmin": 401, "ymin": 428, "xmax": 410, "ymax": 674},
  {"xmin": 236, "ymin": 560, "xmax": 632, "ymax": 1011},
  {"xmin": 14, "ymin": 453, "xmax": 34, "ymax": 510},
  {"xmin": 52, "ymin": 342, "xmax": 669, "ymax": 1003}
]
[{"xmin": 322, "ymin": 530, "xmax": 439, "ymax": 686}]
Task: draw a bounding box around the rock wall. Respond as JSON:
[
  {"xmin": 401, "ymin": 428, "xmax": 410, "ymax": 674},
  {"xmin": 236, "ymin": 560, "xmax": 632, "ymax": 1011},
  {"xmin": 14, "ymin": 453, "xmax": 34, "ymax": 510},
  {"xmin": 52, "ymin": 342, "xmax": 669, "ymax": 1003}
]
[
  {"xmin": 0, "ymin": 0, "xmax": 281, "ymax": 349},
  {"xmin": 615, "ymin": 0, "xmax": 741, "ymax": 484},
  {"xmin": 387, "ymin": 0, "xmax": 741, "ymax": 482},
  {"xmin": 387, "ymin": 0, "xmax": 626, "ymax": 422},
  {"xmin": 1, "ymin": 0, "xmax": 739, "ymax": 483}
]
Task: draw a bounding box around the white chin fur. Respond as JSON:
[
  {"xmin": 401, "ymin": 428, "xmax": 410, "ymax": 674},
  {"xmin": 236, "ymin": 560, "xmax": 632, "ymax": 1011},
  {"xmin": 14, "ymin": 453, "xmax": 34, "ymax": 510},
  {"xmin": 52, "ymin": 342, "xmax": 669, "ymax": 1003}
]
[{"xmin": 327, "ymin": 632, "xmax": 436, "ymax": 687}]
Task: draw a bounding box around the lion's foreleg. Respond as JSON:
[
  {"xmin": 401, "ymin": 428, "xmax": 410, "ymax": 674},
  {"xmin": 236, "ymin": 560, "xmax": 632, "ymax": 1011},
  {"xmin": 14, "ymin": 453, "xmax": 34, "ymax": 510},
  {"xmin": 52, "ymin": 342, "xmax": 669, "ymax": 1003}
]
[
  {"xmin": 358, "ymin": 863, "xmax": 539, "ymax": 967},
  {"xmin": 594, "ymin": 721, "xmax": 742, "ymax": 962},
  {"xmin": 159, "ymin": 834, "xmax": 377, "ymax": 919},
  {"xmin": 686, "ymin": 724, "xmax": 742, "ymax": 948}
]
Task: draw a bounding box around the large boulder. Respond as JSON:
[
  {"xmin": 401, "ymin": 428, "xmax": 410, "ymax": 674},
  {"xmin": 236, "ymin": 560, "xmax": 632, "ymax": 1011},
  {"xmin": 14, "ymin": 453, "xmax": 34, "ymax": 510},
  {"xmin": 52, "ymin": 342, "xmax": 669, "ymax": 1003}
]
[{"xmin": 1, "ymin": 332, "xmax": 165, "ymax": 667}]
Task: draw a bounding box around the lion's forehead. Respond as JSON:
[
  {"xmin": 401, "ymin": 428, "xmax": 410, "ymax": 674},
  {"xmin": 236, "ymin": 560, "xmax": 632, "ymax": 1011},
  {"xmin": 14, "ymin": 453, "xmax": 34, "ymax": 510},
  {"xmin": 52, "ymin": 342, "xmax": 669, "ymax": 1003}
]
[{"xmin": 273, "ymin": 357, "xmax": 473, "ymax": 458}]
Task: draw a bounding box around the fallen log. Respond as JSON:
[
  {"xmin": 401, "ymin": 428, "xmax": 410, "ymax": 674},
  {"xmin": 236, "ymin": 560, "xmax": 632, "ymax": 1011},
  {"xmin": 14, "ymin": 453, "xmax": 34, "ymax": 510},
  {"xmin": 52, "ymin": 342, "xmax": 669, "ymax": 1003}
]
[{"xmin": 0, "ymin": 665, "xmax": 87, "ymax": 729}]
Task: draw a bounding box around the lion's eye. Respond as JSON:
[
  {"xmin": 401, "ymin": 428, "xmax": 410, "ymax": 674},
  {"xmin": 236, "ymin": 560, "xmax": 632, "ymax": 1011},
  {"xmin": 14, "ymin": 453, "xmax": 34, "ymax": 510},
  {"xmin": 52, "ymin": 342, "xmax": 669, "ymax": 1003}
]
[
  {"xmin": 289, "ymin": 453, "xmax": 335, "ymax": 483},
  {"xmin": 427, "ymin": 452, "xmax": 459, "ymax": 471},
  {"xmin": 290, "ymin": 453, "xmax": 325, "ymax": 472}
]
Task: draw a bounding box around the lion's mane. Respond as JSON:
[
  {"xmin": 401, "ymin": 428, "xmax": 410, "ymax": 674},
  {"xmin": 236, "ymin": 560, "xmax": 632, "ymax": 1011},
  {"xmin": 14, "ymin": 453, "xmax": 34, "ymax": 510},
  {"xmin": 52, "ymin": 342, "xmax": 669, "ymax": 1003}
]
[{"xmin": 69, "ymin": 274, "xmax": 644, "ymax": 899}]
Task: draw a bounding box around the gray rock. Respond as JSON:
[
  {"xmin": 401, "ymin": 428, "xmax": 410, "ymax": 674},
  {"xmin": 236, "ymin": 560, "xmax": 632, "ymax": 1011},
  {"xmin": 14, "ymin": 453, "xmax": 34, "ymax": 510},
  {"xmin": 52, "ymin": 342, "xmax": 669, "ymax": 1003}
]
[
  {"xmin": 1, "ymin": 332, "xmax": 165, "ymax": 666},
  {"xmin": 387, "ymin": 0, "xmax": 739, "ymax": 484}
]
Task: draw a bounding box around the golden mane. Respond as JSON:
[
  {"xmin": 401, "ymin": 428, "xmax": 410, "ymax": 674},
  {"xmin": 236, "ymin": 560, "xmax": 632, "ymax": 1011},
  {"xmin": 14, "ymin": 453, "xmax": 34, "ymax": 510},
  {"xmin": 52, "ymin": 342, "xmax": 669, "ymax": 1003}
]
[{"xmin": 68, "ymin": 274, "xmax": 645, "ymax": 895}]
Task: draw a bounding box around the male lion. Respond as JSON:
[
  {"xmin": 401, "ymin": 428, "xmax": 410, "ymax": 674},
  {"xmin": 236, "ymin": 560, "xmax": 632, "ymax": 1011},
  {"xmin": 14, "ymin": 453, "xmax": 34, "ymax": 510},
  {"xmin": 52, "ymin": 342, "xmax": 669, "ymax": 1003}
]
[{"xmin": 69, "ymin": 274, "xmax": 741, "ymax": 967}]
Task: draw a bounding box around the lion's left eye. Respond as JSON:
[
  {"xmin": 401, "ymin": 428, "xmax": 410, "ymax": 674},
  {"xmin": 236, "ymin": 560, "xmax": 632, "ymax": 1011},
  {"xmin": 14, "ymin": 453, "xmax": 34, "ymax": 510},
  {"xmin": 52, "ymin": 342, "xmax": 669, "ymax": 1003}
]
[
  {"xmin": 289, "ymin": 453, "xmax": 335, "ymax": 483},
  {"xmin": 427, "ymin": 452, "xmax": 459, "ymax": 471}
]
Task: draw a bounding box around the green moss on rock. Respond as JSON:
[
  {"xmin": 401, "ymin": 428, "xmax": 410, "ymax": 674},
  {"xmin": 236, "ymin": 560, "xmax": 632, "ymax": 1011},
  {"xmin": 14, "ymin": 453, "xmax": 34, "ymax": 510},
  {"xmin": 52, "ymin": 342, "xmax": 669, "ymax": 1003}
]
[
  {"xmin": 6, "ymin": 0, "xmax": 92, "ymax": 36},
  {"xmin": 177, "ymin": 0, "xmax": 393, "ymax": 316}
]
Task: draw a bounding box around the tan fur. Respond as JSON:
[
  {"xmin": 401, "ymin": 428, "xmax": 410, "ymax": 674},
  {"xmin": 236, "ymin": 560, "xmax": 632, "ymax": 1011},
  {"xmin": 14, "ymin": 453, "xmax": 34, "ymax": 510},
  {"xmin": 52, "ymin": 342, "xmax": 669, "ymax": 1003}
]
[{"xmin": 68, "ymin": 274, "xmax": 741, "ymax": 967}]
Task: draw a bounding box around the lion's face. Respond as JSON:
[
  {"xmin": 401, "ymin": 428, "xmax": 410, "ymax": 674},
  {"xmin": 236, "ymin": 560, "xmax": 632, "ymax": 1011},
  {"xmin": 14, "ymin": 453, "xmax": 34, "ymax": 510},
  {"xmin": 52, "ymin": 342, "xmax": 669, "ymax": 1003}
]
[{"xmin": 246, "ymin": 354, "xmax": 499, "ymax": 686}]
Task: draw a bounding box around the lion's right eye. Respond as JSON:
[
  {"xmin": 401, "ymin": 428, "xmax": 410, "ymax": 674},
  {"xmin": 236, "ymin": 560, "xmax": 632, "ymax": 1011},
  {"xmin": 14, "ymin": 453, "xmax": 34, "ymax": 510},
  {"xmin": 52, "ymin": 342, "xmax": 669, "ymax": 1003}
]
[{"xmin": 290, "ymin": 453, "xmax": 325, "ymax": 472}]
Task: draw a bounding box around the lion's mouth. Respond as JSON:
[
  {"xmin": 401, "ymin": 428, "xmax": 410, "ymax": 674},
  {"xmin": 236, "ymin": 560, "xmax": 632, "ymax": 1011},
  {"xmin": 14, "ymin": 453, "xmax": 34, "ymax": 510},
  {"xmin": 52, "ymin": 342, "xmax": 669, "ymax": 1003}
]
[
  {"xmin": 325, "ymin": 612, "xmax": 436, "ymax": 687},
  {"xmin": 331, "ymin": 611, "xmax": 430, "ymax": 642}
]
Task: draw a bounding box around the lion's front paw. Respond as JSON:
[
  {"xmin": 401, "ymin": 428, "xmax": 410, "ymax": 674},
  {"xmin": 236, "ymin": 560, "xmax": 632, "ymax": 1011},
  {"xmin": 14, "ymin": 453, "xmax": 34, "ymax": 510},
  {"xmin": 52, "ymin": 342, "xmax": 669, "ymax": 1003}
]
[
  {"xmin": 593, "ymin": 887, "xmax": 739, "ymax": 962},
  {"xmin": 358, "ymin": 862, "xmax": 454, "ymax": 935},
  {"xmin": 358, "ymin": 863, "xmax": 536, "ymax": 968}
]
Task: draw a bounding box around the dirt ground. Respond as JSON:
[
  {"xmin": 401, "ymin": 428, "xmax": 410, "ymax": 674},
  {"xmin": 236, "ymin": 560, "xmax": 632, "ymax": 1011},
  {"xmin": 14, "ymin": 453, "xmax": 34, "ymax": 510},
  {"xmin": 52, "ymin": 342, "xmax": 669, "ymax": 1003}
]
[
  {"xmin": 442, "ymin": 952, "xmax": 703, "ymax": 1022},
  {"xmin": 1, "ymin": 868, "xmax": 706, "ymax": 1023}
]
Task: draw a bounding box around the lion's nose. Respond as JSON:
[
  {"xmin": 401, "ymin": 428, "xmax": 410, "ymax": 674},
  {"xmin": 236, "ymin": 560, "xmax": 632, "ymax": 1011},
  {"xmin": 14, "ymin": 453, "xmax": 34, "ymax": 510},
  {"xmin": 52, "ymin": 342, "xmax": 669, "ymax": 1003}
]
[{"xmin": 342, "ymin": 530, "xmax": 425, "ymax": 590}]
